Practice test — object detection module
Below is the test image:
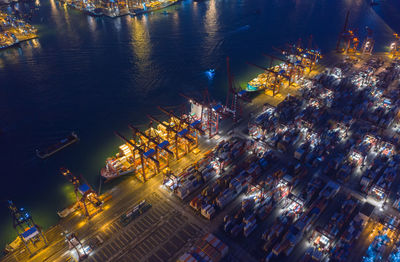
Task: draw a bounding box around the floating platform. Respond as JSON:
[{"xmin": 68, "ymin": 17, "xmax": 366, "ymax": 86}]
[{"xmin": 36, "ymin": 132, "xmax": 79, "ymax": 159}]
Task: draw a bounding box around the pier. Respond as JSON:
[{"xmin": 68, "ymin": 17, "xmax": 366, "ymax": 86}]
[
  {"xmin": 0, "ymin": 11, "xmax": 38, "ymax": 50},
  {"xmin": 58, "ymin": 0, "xmax": 179, "ymax": 18},
  {"xmin": 3, "ymin": 16, "xmax": 400, "ymax": 262}
]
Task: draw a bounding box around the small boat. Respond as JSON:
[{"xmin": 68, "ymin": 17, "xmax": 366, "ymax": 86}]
[{"xmin": 36, "ymin": 132, "xmax": 79, "ymax": 159}]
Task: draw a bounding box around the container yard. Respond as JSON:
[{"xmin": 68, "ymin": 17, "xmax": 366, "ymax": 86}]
[
  {"xmin": 0, "ymin": 11, "xmax": 37, "ymax": 49},
  {"xmin": 4, "ymin": 14, "xmax": 400, "ymax": 262}
]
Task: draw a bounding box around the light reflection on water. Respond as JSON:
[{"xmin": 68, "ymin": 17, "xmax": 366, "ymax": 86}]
[{"xmin": 0, "ymin": 0, "xmax": 400, "ymax": 250}]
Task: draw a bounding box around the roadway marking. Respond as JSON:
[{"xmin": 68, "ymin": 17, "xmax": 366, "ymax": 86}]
[
  {"xmin": 140, "ymin": 241, "xmax": 152, "ymax": 253},
  {"xmin": 148, "ymin": 254, "xmax": 163, "ymax": 262},
  {"xmin": 134, "ymin": 224, "xmax": 144, "ymax": 234},
  {"xmin": 114, "ymin": 238, "xmax": 124, "ymax": 248},
  {"xmin": 141, "ymin": 218, "xmax": 152, "ymax": 228},
  {"xmin": 110, "ymin": 241, "xmax": 119, "ymax": 253},
  {"xmin": 127, "ymin": 227, "xmax": 136, "ymax": 236},
  {"xmin": 135, "ymin": 245, "xmax": 147, "ymax": 257},
  {"xmin": 170, "ymin": 235, "xmax": 185, "ymax": 248},
  {"xmin": 102, "ymin": 245, "xmax": 112, "ymax": 258},
  {"xmin": 119, "ymin": 234, "xmax": 129, "ymax": 245},
  {"xmin": 122, "ymin": 232, "xmax": 133, "ymax": 242}
]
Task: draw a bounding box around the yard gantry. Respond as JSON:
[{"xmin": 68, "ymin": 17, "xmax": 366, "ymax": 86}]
[
  {"xmin": 114, "ymin": 131, "xmax": 160, "ymax": 182},
  {"xmin": 147, "ymin": 114, "xmax": 195, "ymax": 160},
  {"xmin": 8, "ymin": 201, "xmax": 48, "ymax": 256},
  {"xmin": 60, "ymin": 168, "xmax": 102, "ymax": 219},
  {"xmin": 263, "ymin": 53, "xmax": 306, "ymax": 85},
  {"xmin": 246, "ymin": 61, "xmax": 290, "ymax": 96},
  {"xmin": 129, "ymin": 124, "xmax": 174, "ymax": 169}
]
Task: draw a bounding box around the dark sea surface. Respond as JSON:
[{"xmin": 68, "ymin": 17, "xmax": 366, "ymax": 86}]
[{"xmin": 0, "ymin": 0, "xmax": 399, "ymax": 250}]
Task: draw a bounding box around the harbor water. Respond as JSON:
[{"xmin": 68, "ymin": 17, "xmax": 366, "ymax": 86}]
[{"xmin": 0, "ymin": 0, "xmax": 399, "ymax": 251}]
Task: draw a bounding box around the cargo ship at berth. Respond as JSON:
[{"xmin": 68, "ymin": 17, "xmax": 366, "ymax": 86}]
[
  {"xmin": 100, "ymin": 155, "xmax": 135, "ymax": 181},
  {"xmin": 36, "ymin": 132, "xmax": 79, "ymax": 159}
]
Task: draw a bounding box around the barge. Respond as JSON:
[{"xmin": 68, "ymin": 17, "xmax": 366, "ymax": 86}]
[{"xmin": 36, "ymin": 132, "xmax": 79, "ymax": 159}]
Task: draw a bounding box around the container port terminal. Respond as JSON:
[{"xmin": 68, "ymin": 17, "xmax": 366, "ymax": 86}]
[
  {"xmin": 0, "ymin": 11, "xmax": 37, "ymax": 50},
  {"xmin": 4, "ymin": 15, "xmax": 400, "ymax": 262},
  {"xmin": 57, "ymin": 0, "xmax": 179, "ymax": 18}
]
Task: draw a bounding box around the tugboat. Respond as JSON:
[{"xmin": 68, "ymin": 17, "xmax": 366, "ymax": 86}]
[{"xmin": 36, "ymin": 132, "xmax": 79, "ymax": 159}]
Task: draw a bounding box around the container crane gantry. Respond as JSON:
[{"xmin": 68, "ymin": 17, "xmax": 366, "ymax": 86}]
[
  {"xmin": 361, "ymin": 27, "xmax": 375, "ymax": 55},
  {"xmin": 390, "ymin": 33, "xmax": 400, "ymax": 58},
  {"xmin": 158, "ymin": 105, "xmax": 205, "ymax": 138},
  {"xmin": 246, "ymin": 62, "xmax": 290, "ymax": 96},
  {"xmin": 262, "ymin": 53, "xmax": 306, "ymax": 85},
  {"xmin": 180, "ymin": 92, "xmax": 222, "ymax": 139},
  {"xmin": 336, "ymin": 11, "xmax": 359, "ymax": 54},
  {"xmin": 114, "ymin": 131, "xmax": 160, "ymax": 182},
  {"xmin": 61, "ymin": 168, "xmax": 102, "ymax": 219},
  {"xmin": 287, "ymin": 41, "xmax": 322, "ymax": 72},
  {"xmin": 147, "ymin": 114, "xmax": 195, "ymax": 160},
  {"xmin": 8, "ymin": 200, "xmax": 48, "ymax": 256},
  {"xmin": 225, "ymin": 57, "xmax": 243, "ymax": 122},
  {"xmin": 129, "ymin": 124, "xmax": 174, "ymax": 169}
]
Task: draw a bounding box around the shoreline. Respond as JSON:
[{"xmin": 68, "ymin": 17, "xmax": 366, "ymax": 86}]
[
  {"xmin": 0, "ymin": 35, "xmax": 38, "ymax": 50},
  {"xmin": 58, "ymin": 0, "xmax": 180, "ymax": 18}
]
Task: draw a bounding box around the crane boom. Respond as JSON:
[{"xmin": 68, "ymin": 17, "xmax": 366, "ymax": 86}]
[
  {"xmin": 128, "ymin": 124, "xmax": 174, "ymax": 156},
  {"xmin": 246, "ymin": 62, "xmax": 290, "ymax": 80},
  {"xmin": 157, "ymin": 106, "xmax": 205, "ymax": 135},
  {"xmin": 146, "ymin": 115, "xmax": 194, "ymax": 143},
  {"xmin": 114, "ymin": 131, "xmax": 160, "ymax": 166}
]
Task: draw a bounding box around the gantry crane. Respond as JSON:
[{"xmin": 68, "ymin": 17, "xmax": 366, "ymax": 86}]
[
  {"xmin": 225, "ymin": 57, "xmax": 243, "ymax": 122},
  {"xmin": 158, "ymin": 106, "xmax": 205, "ymax": 138},
  {"xmin": 147, "ymin": 114, "xmax": 195, "ymax": 160},
  {"xmin": 180, "ymin": 92, "xmax": 222, "ymax": 139},
  {"xmin": 361, "ymin": 27, "xmax": 375, "ymax": 55},
  {"xmin": 8, "ymin": 200, "xmax": 48, "ymax": 256},
  {"xmin": 262, "ymin": 53, "xmax": 306, "ymax": 85},
  {"xmin": 61, "ymin": 168, "xmax": 102, "ymax": 219},
  {"xmin": 246, "ymin": 62, "xmax": 290, "ymax": 96},
  {"xmin": 336, "ymin": 11, "xmax": 359, "ymax": 54},
  {"xmin": 390, "ymin": 33, "xmax": 400, "ymax": 58},
  {"xmin": 129, "ymin": 124, "xmax": 174, "ymax": 169},
  {"xmin": 288, "ymin": 40, "xmax": 322, "ymax": 72},
  {"xmin": 114, "ymin": 131, "xmax": 160, "ymax": 182}
]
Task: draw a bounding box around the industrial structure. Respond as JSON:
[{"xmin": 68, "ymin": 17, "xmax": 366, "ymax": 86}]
[
  {"xmin": 65, "ymin": 232, "xmax": 89, "ymax": 260},
  {"xmin": 181, "ymin": 91, "xmax": 223, "ymax": 139},
  {"xmin": 225, "ymin": 57, "xmax": 244, "ymax": 121},
  {"xmin": 336, "ymin": 11, "xmax": 359, "ymax": 54},
  {"xmin": 8, "ymin": 200, "xmax": 48, "ymax": 256},
  {"xmin": 390, "ymin": 33, "xmax": 400, "ymax": 58},
  {"xmin": 361, "ymin": 27, "xmax": 375, "ymax": 55},
  {"xmin": 337, "ymin": 11, "xmax": 375, "ymax": 55},
  {"xmin": 61, "ymin": 168, "xmax": 103, "ymax": 219},
  {"xmin": 247, "ymin": 61, "xmax": 290, "ymax": 96},
  {"xmin": 263, "ymin": 54, "xmax": 306, "ymax": 86},
  {"xmin": 103, "ymin": 105, "xmax": 204, "ymax": 182}
]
